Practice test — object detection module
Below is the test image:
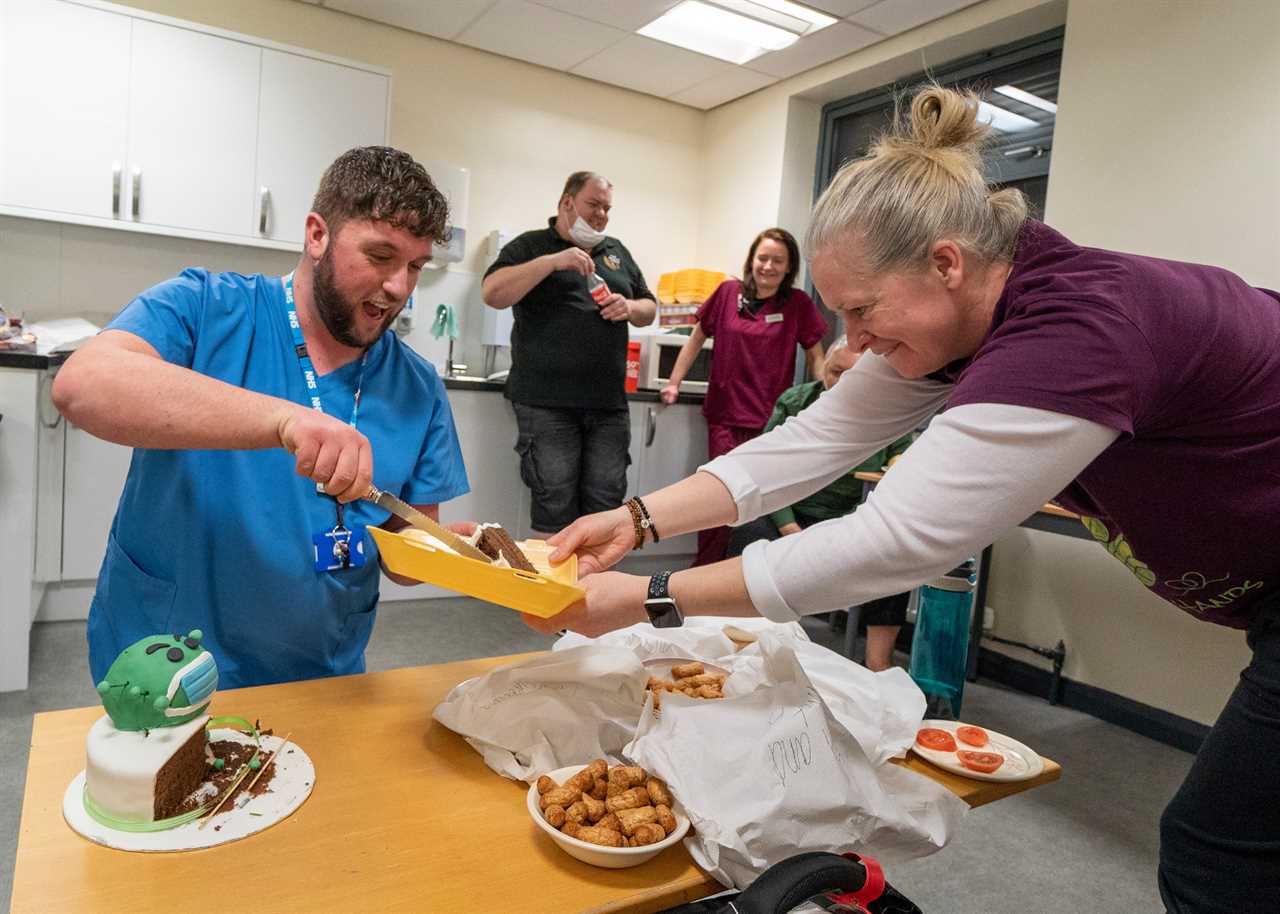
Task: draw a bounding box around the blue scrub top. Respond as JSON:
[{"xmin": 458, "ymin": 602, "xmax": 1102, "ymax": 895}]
[{"xmin": 87, "ymin": 269, "xmax": 469, "ymax": 688}]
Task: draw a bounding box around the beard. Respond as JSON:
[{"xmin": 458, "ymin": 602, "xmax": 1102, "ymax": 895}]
[{"xmin": 312, "ymin": 247, "xmax": 398, "ymax": 349}]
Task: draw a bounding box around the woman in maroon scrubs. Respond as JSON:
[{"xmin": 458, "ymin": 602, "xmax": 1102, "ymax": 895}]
[{"xmin": 660, "ymin": 227, "xmax": 828, "ymax": 566}]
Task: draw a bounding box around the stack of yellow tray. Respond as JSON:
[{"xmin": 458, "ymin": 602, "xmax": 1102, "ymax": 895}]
[
  {"xmin": 655, "ymin": 268, "xmax": 727, "ymax": 305},
  {"xmin": 368, "ymin": 527, "xmax": 583, "ymax": 619},
  {"xmin": 674, "ymin": 268, "xmax": 725, "ymax": 303}
]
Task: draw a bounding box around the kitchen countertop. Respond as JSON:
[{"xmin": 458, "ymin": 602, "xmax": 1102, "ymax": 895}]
[
  {"xmin": 0, "ymin": 350, "xmax": 70, "ymax": 370},
  {"xmin": 442, "ymin": 375, "xmax": 706, "ymax": 405}
]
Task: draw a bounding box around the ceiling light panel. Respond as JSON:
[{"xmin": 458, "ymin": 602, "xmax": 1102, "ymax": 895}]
[
  {"xmin": 738, "ymin": 0, "xmax": 838, "ymax": 31},
  {"xmin": 638, "ymin": 0, "xmax": 799, "ymax": 64}
]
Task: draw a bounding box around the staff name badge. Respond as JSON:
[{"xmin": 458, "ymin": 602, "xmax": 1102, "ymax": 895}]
[
  {"xmin": 313, "ymin": 525, "xmax": 368, "ymax": 572},
  {"xmin": 765, "ymin": 313, "xmax": 785, "ymax": 323}
]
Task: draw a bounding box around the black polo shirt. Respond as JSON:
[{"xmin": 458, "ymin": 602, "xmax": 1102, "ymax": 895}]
[{"xmin": 485, "ymin": 217, "xmax": 653, "ymax": 409}]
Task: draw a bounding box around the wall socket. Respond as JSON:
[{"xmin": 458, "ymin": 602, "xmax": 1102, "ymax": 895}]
[{"xmin": 982, "ymin": 605, "xmax": 996, "ymax": 631}]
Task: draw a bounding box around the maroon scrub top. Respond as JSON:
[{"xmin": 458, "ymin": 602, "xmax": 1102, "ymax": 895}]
[{"xmin": 696, "ymin": 278, "xmax": 828, "ymax": 428}]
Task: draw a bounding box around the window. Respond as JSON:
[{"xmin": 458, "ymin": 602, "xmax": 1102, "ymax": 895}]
[{"xmin": 816, "ymin": 28, "xmax": 1063, "ymax": 217}]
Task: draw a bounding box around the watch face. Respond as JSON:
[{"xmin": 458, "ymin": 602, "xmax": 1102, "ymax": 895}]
[{"xmin": 645, "ymin": 598, "xmax": 682, "ymax": 629}]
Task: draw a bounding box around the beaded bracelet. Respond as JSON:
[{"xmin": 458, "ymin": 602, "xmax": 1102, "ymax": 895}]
[
  {"xmin": 623, "ymin": 496, "xmax": 660, "ymax": 550},
  {"xmin": 634, "ymin": 496, "xmax": 660, "ymax": 543}
]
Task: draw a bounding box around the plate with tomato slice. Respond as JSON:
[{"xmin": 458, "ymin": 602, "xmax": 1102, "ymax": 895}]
[{"xmin": 910, "ymin": 719, "xmax": 1044, "ymax": 782}]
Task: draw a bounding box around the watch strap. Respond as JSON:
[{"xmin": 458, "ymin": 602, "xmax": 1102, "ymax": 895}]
[{"xmin": 647, "ymin": 570, "xmax": 672, "ymax": 601}]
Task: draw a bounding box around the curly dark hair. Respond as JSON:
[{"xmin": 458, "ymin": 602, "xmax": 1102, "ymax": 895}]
[{"xmin": 311, "ymin": 146, "xmax": 450, "ymax": 243}]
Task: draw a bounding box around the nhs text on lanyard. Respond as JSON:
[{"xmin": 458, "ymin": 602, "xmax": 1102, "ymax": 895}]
[{"xmin": 283, "ymin": 273, "xmax": 369, "ymax": 572}]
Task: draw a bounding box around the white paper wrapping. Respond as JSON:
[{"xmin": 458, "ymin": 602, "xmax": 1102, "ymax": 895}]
[
  {"xmin": 431, "ymin": 645, "xmax": 647, "ymax": 781},
  {"xmin": 624, "ymin": 631, "xmax": 968, "ymax": 889},
  {"xmin": 554, "ymin": 615, "xmax": 811, "ymax": 661},
  {"xmin": 723, "ymin": 638, "xmax": 924, "ymax": 767}
]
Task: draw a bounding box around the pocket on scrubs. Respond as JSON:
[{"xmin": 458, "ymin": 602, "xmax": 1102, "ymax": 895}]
[
  {"xmin": 99, "ymin": 532, "xmax": 178, "ymax": 635},
  {"xmin": 332, "ymin": 606, "xmax": 377, "ymax": 674}
]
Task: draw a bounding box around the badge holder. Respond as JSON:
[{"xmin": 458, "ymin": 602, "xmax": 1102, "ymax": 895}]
[{"xmin": 312, "ymin": 500, "xmax": 367, "ymax": 572}]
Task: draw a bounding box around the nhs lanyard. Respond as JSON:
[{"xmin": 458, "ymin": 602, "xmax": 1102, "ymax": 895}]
[{"xmin": 282, "ymin": 272, "xmax": 367, "ymax": 428}]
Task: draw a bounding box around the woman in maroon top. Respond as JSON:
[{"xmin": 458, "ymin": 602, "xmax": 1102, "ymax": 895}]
[
  {"xmin": 539, "ymin": 84, "xmax": 1280, "ymax": 912},
  {"xmin": 661, "ymin": 227, "xmax": 828, "ymax": 565}
]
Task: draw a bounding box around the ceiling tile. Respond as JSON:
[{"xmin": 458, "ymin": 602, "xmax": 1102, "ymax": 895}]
[
  {"xmin": 322, "ymin": 0, "xmax": 495, "ymax": 40},
  {"xmin": 671, "ymin": 67, "xmax": 778, "ymax": 109},
  {"xmin": 456, "ymin": 0, "xmax": 629, "ymax": 71},
  {"xmin": 801, "ymin": 0, "xmax": 881, "ymax": 15},
  {"xmin": 746, "ymin": 20, "xmax": 881, "ymax": 78},
  {"xmin": 572, "ymin": 34, "xmax": 735, "ymax": 100},
  {"xmin": 529, "ymin": 0, "xmax": 681, "ymax": 32},
  {"xmin": 850, "ymin": 0, "xmax": 983, "ymax": 37}
]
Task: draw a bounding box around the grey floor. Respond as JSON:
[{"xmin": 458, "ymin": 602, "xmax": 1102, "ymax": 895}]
[{"xmin": 0, "ymin": 601, "xmax": 1192, "ymax": 914}]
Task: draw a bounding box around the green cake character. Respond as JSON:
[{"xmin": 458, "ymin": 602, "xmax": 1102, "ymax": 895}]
[{"xmin": 95, "ymin": 630, "xmax": 219, "ymax": 731}]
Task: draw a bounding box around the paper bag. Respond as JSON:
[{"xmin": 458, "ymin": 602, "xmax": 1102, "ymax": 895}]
[
  {"xmin": 624, "ymin": 632, "xmax": 967, "ymax": 889},
  {"xmin": 432, "ymin": 645, "xmax": 647, "ymax": 782},
  {"xmin": 724, "ymin": 638, "xmax": 923, "ymax": 767}
]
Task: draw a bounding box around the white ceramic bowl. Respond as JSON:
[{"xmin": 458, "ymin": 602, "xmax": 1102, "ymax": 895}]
[{"xmin": 526, "ymin": 764, "xmax": 691, "ymax": 869}]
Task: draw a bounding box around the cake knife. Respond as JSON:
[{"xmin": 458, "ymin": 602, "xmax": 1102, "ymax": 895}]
[{"xmin": 364, "ymin": 485, "xmax": 492, "ymax": 563}]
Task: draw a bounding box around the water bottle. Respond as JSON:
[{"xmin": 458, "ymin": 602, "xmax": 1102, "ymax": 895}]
[
  {"xmin": 588, "ymin": 272, "xmax": 610, "ymax": 306},
  {"xmin": 908, "ymin": 560, "xmax": 976, "ymax": 719}
]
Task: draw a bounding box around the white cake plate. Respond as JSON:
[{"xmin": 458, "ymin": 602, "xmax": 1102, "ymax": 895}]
[{"xmin": 63, "ymin": 729, "xmax": 315, "ymax": 852}]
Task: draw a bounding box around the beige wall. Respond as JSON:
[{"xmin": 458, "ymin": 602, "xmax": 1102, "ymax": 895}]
[
  {"xmin": 695, "ymin": 0, "xmax": 1277, "ymax": 724},
  {"xmin": 2, "ymin": 0, "xmax": 704, "ymax": 363}
]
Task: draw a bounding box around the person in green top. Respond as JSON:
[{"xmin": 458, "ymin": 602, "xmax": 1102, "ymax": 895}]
[{"xmin": 727, "ymin": 336, "xmax": 915, "ymax": 670}]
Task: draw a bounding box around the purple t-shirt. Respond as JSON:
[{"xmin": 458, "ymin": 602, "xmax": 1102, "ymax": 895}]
[
  {"xmin": 697, "ymin": 279, "xmax": 828, "ymax": 429},
  {"xmin": 938, "ymin": 221, "xmax": 1280, "ymax": 628}
]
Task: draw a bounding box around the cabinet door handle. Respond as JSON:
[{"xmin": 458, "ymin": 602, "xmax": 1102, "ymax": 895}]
[
  {"xmin": 131, "ymin": 167, "xmax": 141, "ymax": 219},
  {"xmin": 111, "ymin": 163, "xmax": 121, "ymax": 218},
  {"xmin": 645, "ymin": 407, "xmax": 656, "ymax": 447},
  {"xmin": 259, "ymin": 186, "xmax": 270, "ymax": 235}
]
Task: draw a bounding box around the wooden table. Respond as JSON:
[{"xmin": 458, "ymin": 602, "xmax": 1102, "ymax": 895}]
[{"xmin": 12, "ymin": 653, "xmax": 1060, "ymax": 914}]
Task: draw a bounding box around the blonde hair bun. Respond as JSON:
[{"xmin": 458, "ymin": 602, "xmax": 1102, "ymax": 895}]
[
  {"xmin": 805, "ymin": 82, "xmax": 1026, "ymax": 273},
  {"xmin": 907, "ymin": 85, "xmax": 990, "ymax": 152}
]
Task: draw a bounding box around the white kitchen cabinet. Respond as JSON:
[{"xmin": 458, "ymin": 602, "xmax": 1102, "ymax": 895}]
[
  {"xmin": 0, "ymin": 0, "xmax": 389, "ymax": 249},
  {"xmin": 126, "ymin": 18, "xmax": 261, "ymax": 237},
  {"xmin": 0, "ymin": 0, "xmax": 131, "ymax": 219},
  {"xmin": 628, "ymin": 400, "xmax": 706, "ymax": 556},
  {"xmin": 60, "ymin": 422, "xmax": 131, "ymax": 581},
  {"xmin": 254, "ymin": 50, "xmax": 389, "ymax": 245}
]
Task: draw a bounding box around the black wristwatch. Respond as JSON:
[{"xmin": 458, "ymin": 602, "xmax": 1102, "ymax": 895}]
[{"xmin": 644, "ymin": 571, "xmax": 684, "ymax": 628}]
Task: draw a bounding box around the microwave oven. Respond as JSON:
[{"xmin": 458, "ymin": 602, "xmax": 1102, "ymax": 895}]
[{"xmin": 638, "ymin": 333, "xmax": 713, "ymax": 393}]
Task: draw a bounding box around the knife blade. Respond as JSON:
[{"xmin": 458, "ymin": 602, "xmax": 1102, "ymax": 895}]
[{"xmin": 365, "ymin": 485, "xmax": 492, "ymax": 563}]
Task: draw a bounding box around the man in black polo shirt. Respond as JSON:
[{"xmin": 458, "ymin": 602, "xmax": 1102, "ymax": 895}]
[{"xmin": 482, "ymin": 171, "xmax": 656, "ymax": 536}]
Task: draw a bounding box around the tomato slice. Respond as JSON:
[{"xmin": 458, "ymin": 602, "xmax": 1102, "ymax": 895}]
[
  {"xmin": 956, "ymin": 725, "xmax": 988, "ymax": 747},
  {"xmin": 915, "ymin": 727, "xmax": 957, "ymax": 752},
  {"xmin": 957, "ymin": 750, "xmax": 1004, "ymax": 774}
]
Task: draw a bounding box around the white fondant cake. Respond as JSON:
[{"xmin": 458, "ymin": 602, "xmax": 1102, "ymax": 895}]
[{"xmin": 85, "ymin": 713, "xmax": 209, "ymax": 821}]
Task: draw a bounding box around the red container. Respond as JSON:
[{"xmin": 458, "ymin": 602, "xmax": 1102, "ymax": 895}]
[{"xmin": 625, "ymin": 340, "xmax": 642, "ymax": 393}]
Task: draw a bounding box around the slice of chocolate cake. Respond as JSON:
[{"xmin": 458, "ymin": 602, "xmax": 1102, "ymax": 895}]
[{"xmin": 475, "ymin": 524, "xmax": 537, "ymax": 572}]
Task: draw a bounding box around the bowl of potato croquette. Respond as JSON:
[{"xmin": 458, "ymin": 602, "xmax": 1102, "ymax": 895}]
[{"xmin": 526, "ymin": 761, "xmax": 691, "ymax": 868}]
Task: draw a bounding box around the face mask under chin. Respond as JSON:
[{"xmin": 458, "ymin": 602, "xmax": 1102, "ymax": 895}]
[{"xmin": 568, "ymin": 215, "xmax": 605, "ymax": 250}]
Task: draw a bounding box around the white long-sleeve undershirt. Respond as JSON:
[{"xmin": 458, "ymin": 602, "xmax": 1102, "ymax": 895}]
[{"xmin": 699, "ymin": 353, "xmax": 1121, "ymax": 622}]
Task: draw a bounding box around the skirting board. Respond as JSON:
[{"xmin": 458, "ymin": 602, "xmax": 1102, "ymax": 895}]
[
  {"xmin": 975, "ymin": 646, "xmax": 1209, "ymax": 754},
  {"xmin": 877, "ymin": 619, "xmax": 1208, "ymax": 754}
]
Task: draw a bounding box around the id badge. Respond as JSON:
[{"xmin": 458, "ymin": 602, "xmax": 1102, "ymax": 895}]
[{"xmin": 313, "ymin": 525, "xmax": 368, "ymax": 572}]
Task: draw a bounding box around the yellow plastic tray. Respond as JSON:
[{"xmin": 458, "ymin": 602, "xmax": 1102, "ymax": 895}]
[{"xmin": 368, "ymin": 526, "xmax": 584, "ymax": 619}]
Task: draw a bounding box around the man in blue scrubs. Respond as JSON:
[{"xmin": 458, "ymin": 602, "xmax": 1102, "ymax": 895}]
[{"xmin": 53, "ymin": 147, "xmax": 470, "ymax": 688}]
